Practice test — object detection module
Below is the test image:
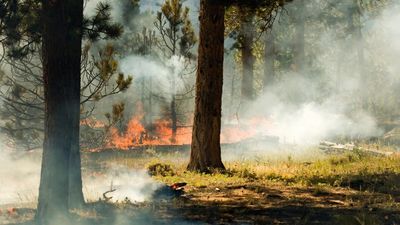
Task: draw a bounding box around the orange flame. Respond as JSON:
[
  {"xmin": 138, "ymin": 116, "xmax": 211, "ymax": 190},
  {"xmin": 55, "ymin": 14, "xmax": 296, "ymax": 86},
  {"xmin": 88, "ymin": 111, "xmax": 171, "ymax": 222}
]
[
  {"xmin": 83, "ymin": 101, "xmax": 275, "ymax": 150},
  {"xmin": 103, "ymin": 114, "xmax": 274, "ymax": 150},
  {"xmin": 221, "ymin": 117, "xmax": 274, "ymax": 143},
  {"xmin": 106, "ymin": 116, "xmax": 192, "ymax": 150}
]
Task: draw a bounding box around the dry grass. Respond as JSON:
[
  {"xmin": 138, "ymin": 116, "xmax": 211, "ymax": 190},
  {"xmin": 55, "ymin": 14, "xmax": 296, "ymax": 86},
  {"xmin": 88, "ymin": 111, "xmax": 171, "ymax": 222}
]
[
  {"xmin": 6, "ymin": 147, "xmax": 399, "ymax": 225},
  {"xmin": 95, "ymin": 149, "xmax": 400, "ymax": 193}
]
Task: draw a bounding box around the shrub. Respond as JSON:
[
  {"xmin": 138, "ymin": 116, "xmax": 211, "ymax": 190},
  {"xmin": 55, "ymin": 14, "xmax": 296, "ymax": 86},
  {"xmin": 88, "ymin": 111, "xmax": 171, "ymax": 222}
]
[{"xmin": 147, "ymin": 162, "xmax": 175, "ymax": 177}]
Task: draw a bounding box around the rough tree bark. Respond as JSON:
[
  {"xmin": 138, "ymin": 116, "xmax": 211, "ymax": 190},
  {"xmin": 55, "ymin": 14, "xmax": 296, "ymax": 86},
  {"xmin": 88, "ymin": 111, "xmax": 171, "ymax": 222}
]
[
  {"xmin": 240, "ymin": 10, "xmax": 256, "ymax": 101},
  {"xmin": 187, "ymin": 0, "xmax": 225, "ymax": 172},
  {"xmin": 69, "ymin": 126, "xmax": 85, "ymax": 209},
  {"xmin": 36, "ymin": 0, "xmax": 84, "ymax": 223},
  {"xmin": 263, "ymin": 30, "xmax": 275, "ymax": 91}
]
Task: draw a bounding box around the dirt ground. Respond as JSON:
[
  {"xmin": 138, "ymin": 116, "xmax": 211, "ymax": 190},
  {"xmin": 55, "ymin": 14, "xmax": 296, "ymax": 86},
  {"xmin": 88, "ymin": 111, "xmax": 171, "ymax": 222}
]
[
  {"xmin": 171, "ymin": 183, "xmax": 400, "ymax": 224},
  {"xmin": 2, "ymin": 183, "xmax": 399, "ymax": 225}
]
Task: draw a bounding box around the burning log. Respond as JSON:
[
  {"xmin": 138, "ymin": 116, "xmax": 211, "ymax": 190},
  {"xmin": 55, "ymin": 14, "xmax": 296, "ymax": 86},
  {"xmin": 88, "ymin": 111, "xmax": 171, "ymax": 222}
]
[
  {"xmin": 171, "ymin": 182, "xmax": 187, "ymax": 190},
  {"xmin": 152, "ymin": 182, "xmax": 187, "ymax": 200}
]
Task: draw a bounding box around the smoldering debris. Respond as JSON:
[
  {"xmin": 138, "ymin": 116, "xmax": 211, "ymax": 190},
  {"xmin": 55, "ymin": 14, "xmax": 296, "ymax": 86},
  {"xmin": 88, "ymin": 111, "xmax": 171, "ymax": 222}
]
[{"xmin": 151, "ymin": 182, "xmax": 187, "ymax": 201}]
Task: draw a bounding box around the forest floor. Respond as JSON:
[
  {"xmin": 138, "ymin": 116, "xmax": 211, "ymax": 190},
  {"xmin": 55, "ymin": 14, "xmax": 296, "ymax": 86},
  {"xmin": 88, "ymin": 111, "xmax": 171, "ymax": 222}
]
[{"xmin": 2, "ymin": 145, "xmax": 400, "ymax": 225}]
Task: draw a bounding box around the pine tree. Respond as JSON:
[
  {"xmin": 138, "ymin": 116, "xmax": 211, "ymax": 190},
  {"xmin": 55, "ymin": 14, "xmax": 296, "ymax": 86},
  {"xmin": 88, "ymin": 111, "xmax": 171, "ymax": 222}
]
[
  {"xmin": 0, "ymin": 0, "xmax": 125, "ymax": 221},
  {"xmin": 155, "ymin": 0, "xmax": 197, "ymax": 143}
]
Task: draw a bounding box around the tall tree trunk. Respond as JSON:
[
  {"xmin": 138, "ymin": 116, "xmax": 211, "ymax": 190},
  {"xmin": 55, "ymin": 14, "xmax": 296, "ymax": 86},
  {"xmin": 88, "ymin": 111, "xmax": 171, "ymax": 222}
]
[
  {"xmin": 66, "ymin": 0, "xmax": 85, "ymax": 209},
  {"xmin": 187, "ymin": 0, "xmax": 225, "ymax": 172},
  {"xmin": 293, "ymin": 0, "xmax": 305, "ymax": 73},
  {"xmin": 37, "ymin": 0, "xmax": 83, "ymax": 223},
  {"xmin": 171, "ymin": 76, "xmax": 177, "ymax": 143},
  {"xmin": 171, "ymin": 95, "xmax": 177, "ymax": 143},
  {"xmin": 348, "ymin": 0, "xmax": 365, "ymax": 111},
  {"xmin": 240, "ymin": 10, "xmax": 255, "ymax": 101},
  {"xmin": 350, "ymin": 1, "xmax": 365, "ymax": 78},
  {"xmin": 229, "ymin": 72, "xmax": 236, "ymax": 118},
  {"xmin": 149, "ymin": 76, "xmax": 153, "ymax": 124},
  {"xmin": 140, "ymin": 77, "xmax": 146, "ymax": 124},
  {"xmin": 263, "ymin": 30, "xmax": 275, "ymax": 91}
]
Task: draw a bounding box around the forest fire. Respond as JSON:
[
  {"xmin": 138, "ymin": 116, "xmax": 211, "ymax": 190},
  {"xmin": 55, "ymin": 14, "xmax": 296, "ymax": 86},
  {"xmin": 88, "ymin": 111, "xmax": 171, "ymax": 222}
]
[
  {"xmin": 220, "ymin": 117, "xmax": 275, "ymax": 143},
  {"xmin": 106, "ymin": 116, "xmax": 192, "ymax": 149},
  {"xmin": 96, "ymin": 115, "xmax": 275, "ymax": 150},
  {"xmin": 3, "ymin": 0, "xmax": 400, "ymax": 223}
]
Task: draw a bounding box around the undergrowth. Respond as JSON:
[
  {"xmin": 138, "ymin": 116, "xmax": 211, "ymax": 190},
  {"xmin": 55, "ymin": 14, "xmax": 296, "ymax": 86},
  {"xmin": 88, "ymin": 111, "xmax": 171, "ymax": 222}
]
[{"xmin": 89, "ymin": 149, "xmax": 400, "ymax": 194}]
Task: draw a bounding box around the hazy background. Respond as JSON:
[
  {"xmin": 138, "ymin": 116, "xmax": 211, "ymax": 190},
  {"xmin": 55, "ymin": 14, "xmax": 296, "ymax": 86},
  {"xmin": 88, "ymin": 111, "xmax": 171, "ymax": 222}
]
[{"xmin": 0, "ymin": 0, "xmax": 399, "ymax": 208}]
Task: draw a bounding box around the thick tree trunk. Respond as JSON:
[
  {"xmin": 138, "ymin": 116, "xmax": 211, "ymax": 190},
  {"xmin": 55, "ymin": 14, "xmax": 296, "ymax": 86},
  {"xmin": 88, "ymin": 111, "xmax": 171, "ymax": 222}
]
[
  {"xmin": 68, "ymin": 131, "xmax": 85, "ymax": 209},
  {"xmin": 263, "ymin": 31, "xmax": 275, "ymax": 91},
  {"xmin": 36, "ymin": 0, "xmax": 83, "ymax": 223},
  {"xmin": 66, "ymin": 0, "xmax": 85, "ymax": 208},
  {"xmin": 240, "ymin": 10, "xmax": 255, "ymax": 101},
  {"xmin": 187, "ymin": 0, "xmax": 225, "ymax": 172}
]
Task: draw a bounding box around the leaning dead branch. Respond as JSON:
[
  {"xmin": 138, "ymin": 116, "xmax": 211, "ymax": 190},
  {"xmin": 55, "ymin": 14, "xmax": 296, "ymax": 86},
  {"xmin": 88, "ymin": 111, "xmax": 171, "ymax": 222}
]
[{"xmin": 102, "ymin": 189, "xmax": 116, "ymax": 202}]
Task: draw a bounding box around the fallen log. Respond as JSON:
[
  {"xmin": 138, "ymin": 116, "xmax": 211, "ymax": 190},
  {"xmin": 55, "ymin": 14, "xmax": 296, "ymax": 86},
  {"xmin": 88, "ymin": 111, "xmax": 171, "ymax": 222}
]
[
  {"xmin": 319, "ymin": 141, "xmax": 395, "ymax": 156},
  {"xmin": 152, "ymin": 182, "xmax": 187, "ymax": 200}
]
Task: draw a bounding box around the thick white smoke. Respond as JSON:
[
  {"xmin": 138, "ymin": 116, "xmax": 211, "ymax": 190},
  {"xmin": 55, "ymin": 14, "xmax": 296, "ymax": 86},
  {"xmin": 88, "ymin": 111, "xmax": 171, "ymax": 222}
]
[
  {"xmin": 84, "ymin": 166, "xmax": 162, "ymax": 203},
  {"xmin": 0, "ymin": 149, "xmax": 162, "ymax": 206},
  {"xmin": 234, "ymin": 1, "xmax": 400, "ymax": 145},
  {"xmin": 120, "ymin": 55, "xmax": 190, "ymax": 100},
  {"xmin": 0, "ymin": 150, "xmax": 40, "ymax": 206},
  {"xmin": 245, "ymin": 75, "xmax": 383, "ymax": 144}
]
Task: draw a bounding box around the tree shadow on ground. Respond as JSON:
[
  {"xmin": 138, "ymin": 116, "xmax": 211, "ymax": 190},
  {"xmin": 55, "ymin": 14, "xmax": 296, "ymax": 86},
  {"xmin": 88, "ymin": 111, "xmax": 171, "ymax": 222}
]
[
  {"xmin": 337, "ymin": 171, "xmax": 400, "ymax": 196},
  {"xmin": 6, "ymin": 199, "xmax": 400, "ymax": 225},
  {"xmin": 162, "ymin": 182, "xmax": 400, "ymax": 225},
  {"xmin": 6, "ymin": 178, "xmax": 400, "ymax": 225},
  {"xmin": 167, "ymin": 200, "xmax": 400, "ymax": 225}
]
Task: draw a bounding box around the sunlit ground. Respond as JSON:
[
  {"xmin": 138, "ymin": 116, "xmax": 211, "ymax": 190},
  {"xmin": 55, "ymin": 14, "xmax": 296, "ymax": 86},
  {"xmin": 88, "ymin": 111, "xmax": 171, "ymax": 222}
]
[{"xmin": 2, "ymin": 144, "xmax": 399, "ymax": 224}]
